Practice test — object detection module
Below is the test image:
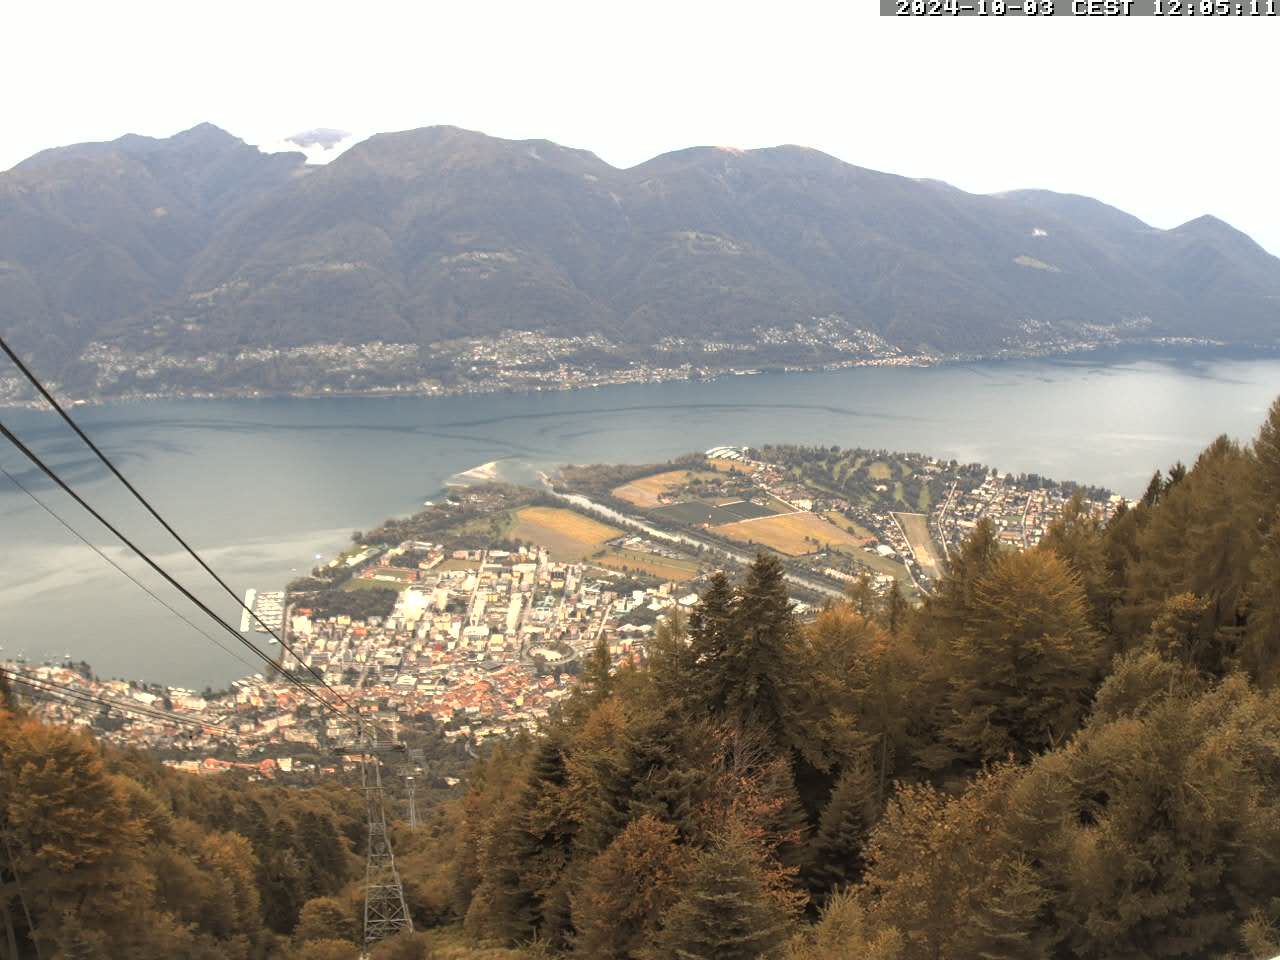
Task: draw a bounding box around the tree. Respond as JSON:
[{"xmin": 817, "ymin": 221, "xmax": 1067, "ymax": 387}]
[
  {"xmin": 846, "ymin": 575, "xmax": 877, "ymax": 620},
  {"xmin": 1120, "ymin": 436, "xmax": 1257, "ymax": 672},
  {"xmin": 647, "ymin": 828, "xmax": 796, "ymax": 960},
  {"xmin": 1040, "ymin": 492, "xmax": 1116, "ymax": 632},
  {"xmin": 688, "ymin": 571, "xmax": 737, "ymax": 713},
  {"xmin": 0, "ymin": 714, "xmax": 152, "ymax": 957},
  {"xmin": 919, "ymin": 519, "xmax": 1000, "ymax": 649},
  {"xmin": 783, "ymin": 889, "xmax": 904, "ymax": 960},
  {"xmin": 1240, "ymin": 512, "xmax": 1280, "ymax": 687},
  {"xmin": 1252, "ymin": 396, "xmax": 1280, "ymax": 522},
  {"xmin": 709, "ymin": 554, "xmax": 802, "ymax": 751},
  {"xmin": 571, "ymin": 816, "xmax": 688, "ymax": 959},
  {"xmin": 808, "ymin": 758, "xmax": 880, "ymax": 897},
  {"xmin": 295, "ymin": 896, "xmax": 355, "ymax": 945},
  {"xmin": 942, "ymin": 549, "xmax": 1103, "ymax": 766},
  {"xmin": 859, "ymin": 766, "xmax": 1034, "ymax": 960},
  {"xmin": 882, "ymin": 581, "xmax": 908, "ymax": 637}
]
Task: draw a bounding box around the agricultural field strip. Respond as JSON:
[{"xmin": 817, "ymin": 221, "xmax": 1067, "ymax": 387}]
[{"xmin": 713, "ymin": 508, "xmax": 805, "ymax": 525}]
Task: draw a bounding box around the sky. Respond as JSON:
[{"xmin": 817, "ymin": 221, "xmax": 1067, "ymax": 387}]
[{"xmin": 4, "ymin": 0, "xmax": 1277, "ymax": 253}]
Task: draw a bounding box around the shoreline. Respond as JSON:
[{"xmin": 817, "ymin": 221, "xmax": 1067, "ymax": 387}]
[{"xmin": 2, "ymin": 338, "xmax": 1269, "ymax": 412}]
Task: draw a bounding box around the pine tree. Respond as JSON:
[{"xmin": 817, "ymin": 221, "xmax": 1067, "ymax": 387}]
[
  {"xmin": 646, "ymin": 829, "xmax": 794, "ymax": 960},
  {"xmin": 943, "ymin": 549, "xmax": 1103, "ymax": 765},
  {"xmin": 782, "ymin": 889, "xmax": 904, "ymax": 960},
  {"xmin": 567, "ymin": 636, "xmax": 615, "ymax": 722},
  {"xmin": 515, "ymin": 734, "xmax": 578, "ymax": 945},
  {"xmin": 1040, "ymin": 492, "xmax": 1116, "ymax": 633},
  {"xmin": 860, "ymin": 767, "xmax": 1025, "ymax": 960},
  {"xmin": 1122, "ymin": 436, "xmax": 1258, "ymax": 673},
  {"xmin": 1241, "ymin": 515, "xmax": 1280, "ymax": 686},
  {"xmin": 1145, "ymin": 592, "xmax": 1213, "ymax": 667},
  {"xmin": 920, "ymin": 519, "xmax": 1000, "ymax": 649},
  {"xmin": 808, "ymin": 759, "xmax": 880, "ymax": 897},
  {"xmin": 883, "ymin": 581, "xmax": 908, "ymax": 637},
  {"xmin": 688, "ymin": 571, "xmax": 738, "ymax": 715},
  {"xmin": 571, "ymin": 816, "xmax": 688, "ymax": 959},
  {"xmin": 710, "ymin": 553, "xmax": 801, "ymax": 748},
  {"xmin": 1252, "ymin": 396, "xmax": 1280, "ymax": 522},
  {"xmin": 622, "ymin": 707, "xmax": 712, "ymax": 843}
]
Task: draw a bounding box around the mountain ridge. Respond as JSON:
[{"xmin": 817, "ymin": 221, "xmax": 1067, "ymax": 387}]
[{"xmin": 1, "ymin": 123, "xmax": 1277, "ymax": 399}]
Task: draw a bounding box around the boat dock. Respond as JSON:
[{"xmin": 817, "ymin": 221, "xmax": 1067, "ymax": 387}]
[{"xmin": 239, "ymin": 589, "xmax": 256, "ymax": 632}]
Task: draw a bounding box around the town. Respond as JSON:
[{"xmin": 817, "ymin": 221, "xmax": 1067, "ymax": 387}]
[{"xmin": 2, "ymin": 442, "xmax": 1126, "ymax": 776}]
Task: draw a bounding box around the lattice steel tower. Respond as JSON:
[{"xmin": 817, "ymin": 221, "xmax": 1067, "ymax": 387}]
[{"xmin": 361, "ymin": 739, "xmax": 413, "ymax": 951}]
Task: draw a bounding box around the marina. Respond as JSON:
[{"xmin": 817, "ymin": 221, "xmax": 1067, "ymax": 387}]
[{"xmin": 242, "ymin": 589, "xmax": 285, "ymax": 640}]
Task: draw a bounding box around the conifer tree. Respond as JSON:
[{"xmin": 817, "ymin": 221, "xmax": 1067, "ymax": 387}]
[
  {"xmin": 808, "ymin": 758, "xmax": 880, "ymax": 897},
  {"xmin": 920, "ymin": 519, "xmax": 1000, "ymax": 648},
  {"xmin": 1122, "ymin": 436, "xmax": 1257, "ymax": 672},
  {"xmin": 688, "ymin": 571, "xmax": 738, "ymax": 715},
  {"xmin": 943, "ymin": 549, "xmax": 1102, "ymax": 765},
  {"xmin": 1141, "ymin": 470, "xmax": 1165, "ymax": 507},
  {"xmin": 571, "ymin": 816, "xmax": 688, "ymax": 959},
  {"xmin": 782, "ymin": 889, "xmax": 904, "ymax": 960},
  {"xmin": 646, "ymin": 828, "xmax": 795, "ymax": 960},
  {"xmin": 882, "ymin": 581, "xmax": 908, "ymax": 637},
  {"xmin": 713, "ymin": 553, "xmax": 800, "ymax": 747},
  {"xmin": 1254, "ymin": 396, "xmax": 1280, "ymax": 521},
  {"xmin": 643, "ymin": 609, "xmax": 697, "ymax": 711},
  {"xmin": 1040, "ymin": 492, "xmax": 1116, "ymax": 632},
  {"xmin": 859, "ymin": 766, "xmax": 1027, "ymax": 960},
  {"xmin": 514, "ymin": 734, "xmax": 578, "ymax": 945},
  {"xmin": 1241, "ymin": 514, "xmax": 1280, "ymax": 686},
  {"xmin": 1145, "ymin": 592, "xmax": 1213, "ymax": 667}
]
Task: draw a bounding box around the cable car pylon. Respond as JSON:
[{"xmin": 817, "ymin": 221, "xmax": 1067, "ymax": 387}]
[{"xmin": 357, "ymin": 731, "xmax": 413, "ymax": 953}]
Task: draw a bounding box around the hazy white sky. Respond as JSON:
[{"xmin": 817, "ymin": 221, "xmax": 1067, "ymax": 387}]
[{"xmin": 4, "ymin": 0, "xmax": 1277, "ymax": 252}]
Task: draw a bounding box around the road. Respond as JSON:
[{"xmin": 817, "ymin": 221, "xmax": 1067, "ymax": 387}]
[{"xmin": 935, "ymin": 481, "xmax": 958, "ymax": 562}]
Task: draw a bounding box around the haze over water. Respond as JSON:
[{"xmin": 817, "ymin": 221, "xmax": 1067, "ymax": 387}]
[{"xmin": 2, "ymin": 346, "xmax": 1277, "ymax": 688}]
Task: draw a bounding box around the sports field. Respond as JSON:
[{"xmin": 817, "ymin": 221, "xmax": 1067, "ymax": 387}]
[
  {"xmin": 712, "ymin": 511, "xmax": 868, "ymax": 556},
  {"xmin": 510, "ymin": 507, "xmax": 621, "ymax": 561}
]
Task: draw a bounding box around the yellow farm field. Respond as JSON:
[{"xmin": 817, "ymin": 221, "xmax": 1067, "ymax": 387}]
[
  {"xmin": 612, "ymin": 469, "xmax": 722, "ymax": 507},
  {"xmin": 594, "ymin": 548, "xmax": 700, "ymax": 581},
  {"xmin": 510, "ymin": 507, "xmax": 621, "ymax": 561},
  {"xmin": 713, "ymin": 511, "xmax": 867, "ymax": 557}
]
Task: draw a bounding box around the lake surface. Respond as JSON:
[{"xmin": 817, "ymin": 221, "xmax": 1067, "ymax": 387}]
[{"xmin": 2, "ymin": 346, "xmax": 1278, "ymax": 687}]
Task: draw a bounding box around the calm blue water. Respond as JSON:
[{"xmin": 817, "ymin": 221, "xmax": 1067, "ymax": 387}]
[{"xmin": 2, "ymin": 347, "xmax": 1277, "ymax": 687}]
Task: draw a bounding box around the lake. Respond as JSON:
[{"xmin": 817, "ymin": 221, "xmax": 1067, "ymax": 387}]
[{"xmin": 2, "ymin": 346, "xmax": 1277, "ymax": 687}]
